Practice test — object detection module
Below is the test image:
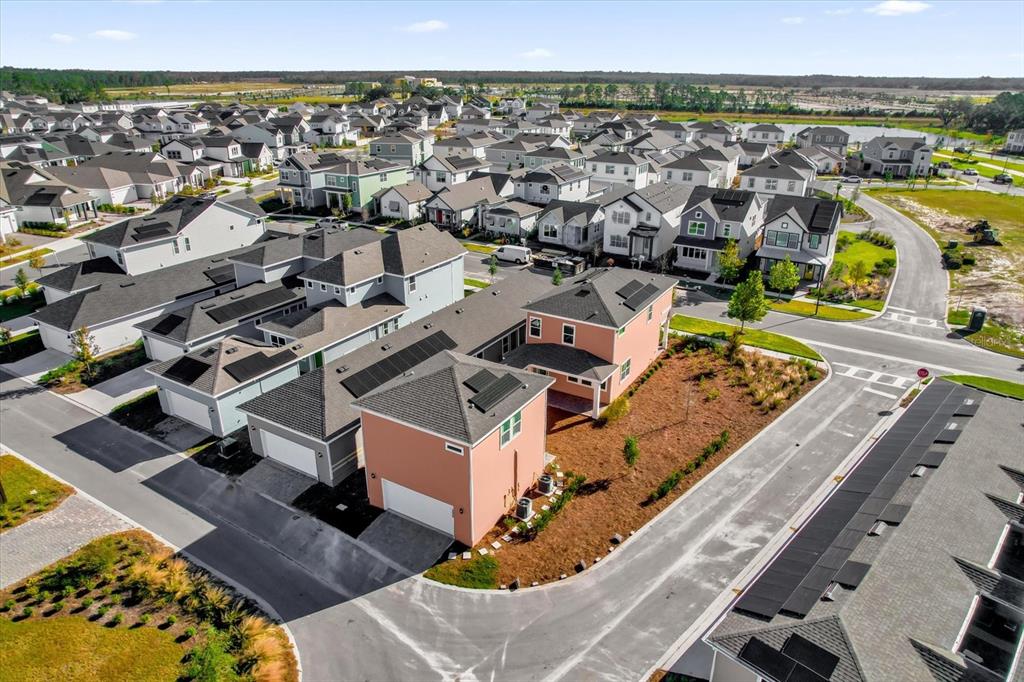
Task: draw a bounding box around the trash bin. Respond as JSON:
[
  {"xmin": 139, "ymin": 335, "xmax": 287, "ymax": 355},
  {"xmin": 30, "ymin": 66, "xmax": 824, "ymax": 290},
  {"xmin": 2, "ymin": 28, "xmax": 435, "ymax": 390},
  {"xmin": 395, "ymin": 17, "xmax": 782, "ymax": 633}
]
[{"xmin": 969, "ymin": 307, "xmax": 987, "ymax": 332}]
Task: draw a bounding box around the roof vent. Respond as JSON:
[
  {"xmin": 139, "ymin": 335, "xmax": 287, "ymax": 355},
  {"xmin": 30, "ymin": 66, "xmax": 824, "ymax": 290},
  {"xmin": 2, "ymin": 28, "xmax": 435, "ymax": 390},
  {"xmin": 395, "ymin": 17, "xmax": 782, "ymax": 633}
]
[
  {"xmin": 868, "ymin": 521, "xmax": 887, "ymax": 536},
  {"xmin": 335, "ymin": 365, "xmax": 349, "ymax": 374},
  {"xmin": 119, "ymin": 282, "xmax": 136, "ymax": 288},
  {"xmin": 911, "ymin": 466, "xmax": 927, "ymax": 478},
  {"xmin": 423, "ymin": 322, "xmax": 434, "ymax": 329},
  {"xmin": 455, "ymin": 307, "xmax": 464, "ymax": 314},
  {"xmin": 225, "ymin": 347, "xmax": 239, "ymax": 355},
  {"xmin": 381, "ymin": 343, "xmax": 391, "ymax": 351},
  {"xmin": 821, "ymin": 582, "xmax": 839, "ymax": 602}
]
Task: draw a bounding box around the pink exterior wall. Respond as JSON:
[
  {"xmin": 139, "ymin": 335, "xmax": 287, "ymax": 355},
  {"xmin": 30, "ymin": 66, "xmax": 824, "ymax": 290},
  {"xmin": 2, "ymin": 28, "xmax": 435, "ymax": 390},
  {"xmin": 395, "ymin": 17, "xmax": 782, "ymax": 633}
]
[
  {"xmin": 545, "ymin": 370, "xmax": 610, "ymax": 404},
  {"xmin": 526, "ymin": 312, "xmax": 615, "ymax": 361},
  {"xmin": 466, "ymin": 391, "xmax": 548, "ymax": 543},
  {"xmin": 361, "ymin": 390, "xmax": 549, "ymax": 546},
  {"xmin": 609, "ymin": 288, "xmax": 674, "ymax": 400}
]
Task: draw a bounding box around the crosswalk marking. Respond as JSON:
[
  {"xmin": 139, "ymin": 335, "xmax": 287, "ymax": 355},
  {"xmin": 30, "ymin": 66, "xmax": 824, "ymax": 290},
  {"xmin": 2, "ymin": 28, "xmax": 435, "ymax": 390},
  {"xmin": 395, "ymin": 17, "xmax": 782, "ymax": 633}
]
[
  {"xmin": 885, "ymin": 312, "xmax": 940, "ymax": 328},
  {"xmin": 864, "ymin": 386, "xmax": 900, "ymax": 400},
  {"xmin": 888, "ymin": 306, "xmax": 917, "ymax": 314},
  {"xmin": 833, "ymin": 363, "xmax": 915, "ymax": 389}
]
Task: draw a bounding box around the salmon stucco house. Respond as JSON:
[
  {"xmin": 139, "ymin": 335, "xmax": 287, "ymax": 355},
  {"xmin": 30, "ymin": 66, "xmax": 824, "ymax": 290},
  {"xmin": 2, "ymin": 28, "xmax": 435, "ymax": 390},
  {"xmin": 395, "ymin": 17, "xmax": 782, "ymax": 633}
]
[
  {"xmin": 506, "ymin": 268, "xmax": 676, "ymax": 418},
  {"xmin": 354, "ymin": 352, "xmax": 552, "ymax": 544}
]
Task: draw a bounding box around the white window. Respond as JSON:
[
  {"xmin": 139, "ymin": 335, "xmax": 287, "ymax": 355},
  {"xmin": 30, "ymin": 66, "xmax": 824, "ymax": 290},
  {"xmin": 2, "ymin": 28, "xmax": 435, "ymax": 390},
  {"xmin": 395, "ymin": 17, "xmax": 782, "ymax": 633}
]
[
  {"xmin": 562, "ymin": 323, "xmax": 575, "ymax": 346},
  {"xmin": 808, "ymin": 234, "xmax": 821, "ymax": 249},
  {"xmin": 722, "ymin": 224, "xmax": 732, "ymax": 237},
  {"xmin": 348, "ymin": 286, "xmax": 356, "ymax": 294},
  {"xmin": 688, "ymin": 221, "xmax": 707, "ymax": 236},
  {"xmin": 695, "ymin": 211, "xmax": 702, "ymax": 219},
  {"xmin": 408, "ymin": 276, "xmax": 417, "ymax": 292},
  {"xmin": 647, "ymin": 304, "xmax": 653, "ymax": 322},
  {"xmin": 445, "ymin": 442, "xmax": 464, "ymax": 456},
  {"xmin": 334, "ymin": 286, "xmax": 341, "ymax": 294},
  {"xmin": 747, "ymin": 177, "xmax": 755, "ymax": 188},
  {"xmin": 320, "ymin": 283, "xmax": 327, "ymax": 291},
  {"xmin": 786, "ymin": 180, "xmax": 796, "ymax": 192},
  {"xmin": 184, "ymin": 237, "xmax": 191, "ymax": 252},
  {"xmin": 172, "ymin": 241, "xmax": 179, "ymax": 255},
  {"xmin": 765, "ymin": 179, "xmax": 778, "ymax": 191},
  {"xmin": 542, "ymin": 224, "xmax": 558, "ymax": 239},
  {"xmin": 116, "ymin": 250, "xmax": 123, "ymax": 265},
  {"xmin": 609, "ymin": 234, "xmax": 628, "ymax": 249},
  {"xmin": 679, "ymin": 246, "xmax": 707, "ymax": 260},
  {"xmin": 529, "ymin": 317, "xmax": 542, "ymax": 338},
  {"xmin": 305, "ymin": 281, "xmax": 313, "ymax": 289},
  {"xmin": 682, "ymin": 172, "xmax": 694, "ymax": 182},
  {"xmin": 620, "ymin": 358, "xmax": 631, "ymax": 382},
  {"xmin": 376, "ymin": 275, "xmax": 383, "ymax": 284},
  {"xmin": 567, "ymin": 375, "xmax": 580, "ymax": 384},
  {"xmin": 500, "ymin": 410, "xmax": 522, "ymax": 448}
]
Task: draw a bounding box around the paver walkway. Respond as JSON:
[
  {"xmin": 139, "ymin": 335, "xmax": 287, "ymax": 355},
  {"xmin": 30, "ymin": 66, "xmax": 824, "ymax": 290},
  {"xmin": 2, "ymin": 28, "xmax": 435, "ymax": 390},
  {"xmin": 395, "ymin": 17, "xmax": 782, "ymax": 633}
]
[{"xmin": 0, "ymin": 493, "xmax": 132, "ymax": 587}]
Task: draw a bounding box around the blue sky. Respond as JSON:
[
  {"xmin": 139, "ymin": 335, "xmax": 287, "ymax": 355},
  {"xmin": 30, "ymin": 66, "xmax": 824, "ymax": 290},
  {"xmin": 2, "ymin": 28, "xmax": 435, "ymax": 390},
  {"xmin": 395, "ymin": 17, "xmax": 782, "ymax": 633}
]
[{"xmin": 1, "ymin": 0, "xmax": 1022, "ymax": 77}]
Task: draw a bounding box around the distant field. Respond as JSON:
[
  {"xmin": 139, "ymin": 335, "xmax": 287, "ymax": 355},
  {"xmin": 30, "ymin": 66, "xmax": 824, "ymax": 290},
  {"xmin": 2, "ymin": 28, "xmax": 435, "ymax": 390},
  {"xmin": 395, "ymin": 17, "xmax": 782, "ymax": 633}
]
[
  {"xmin": 573, "ymin": 107, "xmax": 941, "ymax": 128},
  {"xmin": 105, "ymin": 81, "xmax": 343, "ymax": 97}
]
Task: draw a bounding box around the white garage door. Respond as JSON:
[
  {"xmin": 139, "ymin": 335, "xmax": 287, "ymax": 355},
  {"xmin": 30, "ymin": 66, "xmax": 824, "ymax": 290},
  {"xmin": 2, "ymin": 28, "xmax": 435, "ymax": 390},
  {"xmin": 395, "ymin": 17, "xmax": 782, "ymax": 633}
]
[
  {"xmin": 259, "ymin": 429, "xmax": 318, "ymax": 478},
  {"xmin": 164, "ymin": 390, "xmax": 212, "ymax": 431},
  {"xmin": 381, "ymin": 479, "xmax": 454, "ymax": 536}
]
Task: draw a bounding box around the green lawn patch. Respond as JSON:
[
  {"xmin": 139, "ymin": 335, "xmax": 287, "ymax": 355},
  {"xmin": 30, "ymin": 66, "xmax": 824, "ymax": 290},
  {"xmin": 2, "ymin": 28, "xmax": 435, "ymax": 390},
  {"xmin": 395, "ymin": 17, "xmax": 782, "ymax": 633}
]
[
  {"xmin": 0, "ymin": 616, "xmax": 184, "ymax": 682},
  {"xmin": 38, "ymin": 341, "xmax": 148, "ymax": 393},
  {"xmin": 0, "ymin": 455, "xmax": 72, "ymax": 531},
  {"xmin": 108, "ymin": 390, "xmax": 165, "ymax": 433},
  {"xmin": 669, "ymin": 315, "xmax": 823, "ymax": 361},
  {"xmin": 0, "ymin": 329, "xmax": 44, "ymax": 363},
  {"xmin": 462, "ymin": 242, "xmax": 496, "ymax": 254},
  {"xmin": 464, "ymin": 277, "xmax": 490, "ymax": 289},
  {"xmin": 768, "ymin": 299, "xmax": 873, "ymax": 321},
  {"xmin": 942, "ymin": 375, "xmax": 1024, "ymax": 401},
  {"xmin": 0, "ymin": 291, "xmax": 45, "ymax": 323},
  {"xmin": 947, "ymin": 309, "xmax": 1024, "ymax": 359},
  {"xmin": 424, "ymin": 553, "xmax": 499, "ymax": 589},
  {"xmin": 0, "ymin": 248, "xmax": 53, "ymax": 268},
  {"xmin": 845, "ymin": 298, "xmax": 886, "ymax": 312},
  {"xmin": 834, "ymin": 230, "xmax": 895, "ymax": 272}
]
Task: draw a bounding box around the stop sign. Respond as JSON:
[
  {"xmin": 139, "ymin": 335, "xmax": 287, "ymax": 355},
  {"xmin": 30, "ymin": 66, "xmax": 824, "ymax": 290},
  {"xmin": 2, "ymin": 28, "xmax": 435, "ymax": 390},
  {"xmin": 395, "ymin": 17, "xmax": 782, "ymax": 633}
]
[{"xmin": 917, "ymin": 368, "xmax": 930, "ymax": 379}]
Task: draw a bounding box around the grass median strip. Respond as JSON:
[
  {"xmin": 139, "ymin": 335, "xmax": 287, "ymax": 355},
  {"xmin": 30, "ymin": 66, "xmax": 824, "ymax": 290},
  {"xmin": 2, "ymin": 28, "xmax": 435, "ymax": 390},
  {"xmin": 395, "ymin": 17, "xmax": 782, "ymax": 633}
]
[
  {"xmin": 768, "ymin": 299, "xmax": 873, "ymax": 321},
  {"xmin": 464, "ymin": 277, "xmax": 489, "ymax": 289},
  {"xmin": 0, "ymin": 455, "xmax": 73, "ymax": 531},
  {"xmin": 942, "ymin": 375, "xmax": 1024, "ymax": 401},
  {"xmin": 462, "ymin": 242, "xmax": 496, "ymax": 254},
  {"xmin": 424, "ymin": 554, "xmax": 499, "ymax": 589},
  {"xmin": 670, "ymin": 315, "xmax": 823, "ymax": 361}
]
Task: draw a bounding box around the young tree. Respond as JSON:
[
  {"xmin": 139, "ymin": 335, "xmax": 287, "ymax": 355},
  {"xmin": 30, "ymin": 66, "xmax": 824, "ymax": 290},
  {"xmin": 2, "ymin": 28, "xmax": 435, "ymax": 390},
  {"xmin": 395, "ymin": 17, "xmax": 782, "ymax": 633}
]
[
  {"xmin": 71, "ymin": 326, "xmax": 99, "ymax": 381},
  {"xmin": 717, "ymin": 239, "xmax": 745, "ymax": 283},
  {"xmin": 0, "ymin": 325, "xmax": 11, "ymax": 349},
  {"xmin": 341, "ymin": 193, "xmax": 353, "ymax": 214},
  {"xmin": 727, "ymin": 271, "xmax": 769, "ymax": 331},
  {"xmin": 551, "ymin": 267, "xmax": 563, "ymax": 285},
  {"xmin": 488, "ymin": 254, "xmax": 498, "ymax": 282},
  {"xmin": 623, "ymin": 436, "xmax": 640, "ymax": 468},
  {"xmin": 13, "ymin": 268, "xmax": 30, "ymax": 298},
  {"xmin": 848, "ymin": 260, "xmax": 870, "ymax": 298},
  {"xmin": 767, "ymin": 257, "xmax": 800, "ymax": 299},
  {"xmin": 28, "ymin": 252, "xmax": 46, "ymax": 274},
  {"xmin": 834, "ymin": 182, "xmax": 841, "ymax": 199}
]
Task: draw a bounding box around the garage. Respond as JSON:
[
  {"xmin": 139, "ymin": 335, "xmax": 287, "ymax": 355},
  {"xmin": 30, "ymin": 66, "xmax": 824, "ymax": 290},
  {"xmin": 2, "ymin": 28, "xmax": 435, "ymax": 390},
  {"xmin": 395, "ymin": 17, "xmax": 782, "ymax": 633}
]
[
  {"xmin": 381, "ymin": 479, "xmax": 454, "ymax": 536},
  {"xmin": 259, "ymin": 429, "xmax": 318, "ymax": 478},
  {"xmin": 164, "ymin": 389, "xmax": 213, "ymax": 432}
]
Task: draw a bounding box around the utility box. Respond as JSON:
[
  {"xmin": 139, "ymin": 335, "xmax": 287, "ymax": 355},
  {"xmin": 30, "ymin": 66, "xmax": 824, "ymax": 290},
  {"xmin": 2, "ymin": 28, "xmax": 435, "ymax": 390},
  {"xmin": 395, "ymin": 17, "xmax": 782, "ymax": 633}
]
[
  {"xmin": 516, "ymin": 497, "xmax": 533, "ymax": 521},
  {"xmin": 538, "ymin": 474, "xmax": 555, "ymax": 495},
  {"xmin": 969, "ymin": 307, "xmax": 987, "ymax": 332},
  {"xmin": 217, "ymin": 437, "xmax": 239, "ymax": 459}
]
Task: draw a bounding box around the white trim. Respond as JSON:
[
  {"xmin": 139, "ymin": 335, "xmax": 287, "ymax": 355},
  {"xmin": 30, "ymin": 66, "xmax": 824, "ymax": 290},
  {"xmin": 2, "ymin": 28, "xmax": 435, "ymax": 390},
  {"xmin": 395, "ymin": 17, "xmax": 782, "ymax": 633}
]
[
  {"xmin": 562, "ymin": 322, "xmax": 575, "ymax": 346},
  {"xmin": 444, "ymin": 442, "xmax": 464, "ymax": 456}
]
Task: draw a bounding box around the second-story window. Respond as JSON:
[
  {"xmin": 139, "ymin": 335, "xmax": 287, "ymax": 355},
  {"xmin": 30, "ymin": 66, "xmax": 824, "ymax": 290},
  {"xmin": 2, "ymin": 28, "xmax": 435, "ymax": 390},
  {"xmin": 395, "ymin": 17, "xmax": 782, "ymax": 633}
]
[
  {"xmin": 688, "ymin": 221, "xmax": 707, "ymax": 236},
  {"xmin": 529, "ymin": 317, "xmax": 542, "ymax": 338},
  {"xmin": 562, "ymin": 323, "xmax": 575, "ymax": 346},
  {"xmin": 184, "ymin": 237, "xmax": 191, "ymax": 252},
  {"xmin": 408, "ymin": 275, "xmax": 417, "ymax": 293}
]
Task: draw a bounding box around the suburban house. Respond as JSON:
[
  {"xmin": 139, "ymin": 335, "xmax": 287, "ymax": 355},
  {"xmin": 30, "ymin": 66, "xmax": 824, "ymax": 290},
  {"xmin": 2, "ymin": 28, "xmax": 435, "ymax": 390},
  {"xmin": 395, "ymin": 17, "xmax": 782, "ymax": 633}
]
[
  {"xmin": 523, "ymin": 146, "xmax": 585, "ymax": 170},
  {"xmin": 414, "ymin": 153, "xmax": 490, "ymax": 192},
  {"xmin": 742, "ymin": 159, "xmax": 812, "ymax": 197},
  {"xmin": 673, "ymin": 187, "xmax": 766, "ymax": 275},
  {"xmin": 797, "ymin": 145, "xmax": 847, "ymax": 174},
  {"xmin": 688, "ymin": 120, "xmax": 740, "ymax": 144},
  {"xmin": 689, "ymin": 144, "xmax": 742, "ymax": 188},
  {"xmin": 756, "ymin": 194, "xmax": 842, "ymax": 282},
  {"xmin": 432, "ymin": 131, "xmax": 504, "ymax": 159},
  {"xmin": 662, "ymin": 155, "xmax": 722, "ymax": 188},
  {"xmin": 485, "ymin": 137, "xmax": 550, "ymax": 169},
  {"xmin": 0, "ymin": 172, "xmax": 18, "ymax": 242},
  {"xmin": 278, "ymin": 151, "xmax": 409, "ymax": 213},
  {"xmin": 587, "ymin": 150, "xmax": 653, "ymax": 189},
  {"xmin": 74, "ymin": 150, "xmax": 202, "ymax": 199},
  {"xmin": 860, "ymin": 136, "xmax": 933, "ymax": 178},
  {"xmin": 455, "ymin": 118, "xmax": 507, "ymax": 136},
  {"xmin": 506, "ymin": 267, "xmax": 675, "ymax": 420},
  {"xmin": 745, "ymin": 123, "xmax": 786, "ymax": 147},
  {"xmin": 147, "ymin": 223, "xmax": 465, "ymax": 438},
  {"xmin": 423, "ymin": 175, "xmax": 509, "ymax": 229},
  {"xmin": 513, "ymin": 164, "xmax": 591, "ymax": 204},
  {"xmin": 0, "ymin": 160, "xmax": 98, "ymax": 227},
  {"xmin": 1003, "ymin": 128, "xmax": 1024, "ymax": 153},
  {"xmin": 602, "ymin": 181, "xmax": 693, "ymax": 265},
  {"xmin": 373, "ymin": 180, "xmax": 433, "ymax": 222},
  {"xmin": 795, "ymin": 126, "xmax": 850, "ymax": 156},
  {"xmin": 369, "ymin": 129, "xmax": 434, "ymax": 166},
  {"xmin": 706, "ymin": 381, "xmax": 1021, "ymax": 682},
  {"xmin": 80, "ymin": 195, "xmax": 267, "ymax": 276},
  {"xmin": 536, "ymin": 199, "xmax": 604, "ymax": 253},
  {"xmin": 725, "ymin": 140, "xmax": 772, "ymax": 169},
  {"xmin": 479, "ymin": 200, "xmax": 542, "ymax": 240}
]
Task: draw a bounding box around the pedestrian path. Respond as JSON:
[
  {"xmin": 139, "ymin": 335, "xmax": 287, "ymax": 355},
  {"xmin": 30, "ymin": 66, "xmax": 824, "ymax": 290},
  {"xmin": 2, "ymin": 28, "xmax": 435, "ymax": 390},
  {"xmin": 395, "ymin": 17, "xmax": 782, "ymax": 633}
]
[
  {"xmin": 883, "ymin": 311, "xmax": 942, "ymax": 328},
  {"xmin": 0, "ymin": 493, "xmax": 132, "ymax": 587},
  {"xmin": 832, "ymin": 363, "xmax": 916, "ymax": 396}
]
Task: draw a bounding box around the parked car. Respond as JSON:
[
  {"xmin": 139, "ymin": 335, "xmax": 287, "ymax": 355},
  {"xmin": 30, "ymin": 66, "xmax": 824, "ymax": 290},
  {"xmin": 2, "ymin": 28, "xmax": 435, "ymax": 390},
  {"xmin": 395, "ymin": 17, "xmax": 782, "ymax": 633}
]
[
  {"xmin": 494, "ymin": 245, "xmax": 532, "ymax": 264},
  {"xmin": 841, "ymin": 175, "xmax": 861, "ymax": 183},
  {"xmin": 937, "ymin": 161, "xmax": 952, "ymax": 169},
  {"xmin": 954, "ymin": 146, "xmax": 969, "ymax": 153},
  {"xmin": 315, "ymin": 217, "xmax": 347, "ymax": 228},
  {"xmin": 962, "ymin": 168, "xmax": 979, "ymax": 176},
  {"xmin": 993, "ymin": 173, "xmax": 1014, "ymax": 185}
]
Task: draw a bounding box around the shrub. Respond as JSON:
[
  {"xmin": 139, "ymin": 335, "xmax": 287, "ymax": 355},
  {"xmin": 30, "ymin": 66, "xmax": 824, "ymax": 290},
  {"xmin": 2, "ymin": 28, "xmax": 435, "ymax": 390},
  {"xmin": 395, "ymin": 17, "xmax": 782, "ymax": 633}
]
[
  {"xmin": 82, "ymin": 597, "xmax": 94, "ymax": 608},
  {"xmin": 704, "ymin": 386, "xmax": 720, "ymax": 401},
  {"xmin": 2, "ymin": 599, "xmax": 14, "ymax": 612},
  {"xmin": 166, "ymin": 614, "xmax": 177, "ymax": 626},
  {"xmin": 836, "ymin": 233, "xmax": 854, "ymax": 252},
  {"xmin": 185, "ymin": 626, "xmax": 198, "ymax": 638},
  {"xmin": 97, "ymin": 605, "xmax": 110, "ymax": 617},
  {"xmin": 961, "ymin": 252, "xmax": 976, "ymax": 266},
  {"xmin": 22, "ymin": 606, "xmax": 34, "ymax": 618},
  {"xmin": 598, "ymin": 395, "xmax": 630, "ymax": 425},
  {"xmin": 942, "ymin": 252, "xmax": 963, "ymax": 270},
  {"xmin": 139, "ymin": 613, "xmax": 151, "ymax": 625},
  {"xmin": 110, "ymin": 613, "xmax": 123, "ymax": 626},
  {"xmin": 623, "ymin": 436, "xmax": 640, "ymax": 467},
  {"xmin": 183, "ymin": 629, "xmax": 239, "ymax": 682},
  {"xmin": 649, "ymin": 470, "xmax": 684, "ymax": 503}
]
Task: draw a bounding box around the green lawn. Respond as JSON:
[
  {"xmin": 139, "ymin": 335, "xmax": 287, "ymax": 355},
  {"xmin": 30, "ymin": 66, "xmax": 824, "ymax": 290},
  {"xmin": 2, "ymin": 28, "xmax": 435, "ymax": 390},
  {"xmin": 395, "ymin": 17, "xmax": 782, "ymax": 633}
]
[
  {"xmin": 108, "ymin": 390, "xmax": 165, "ymax": 433},
  {"xmin": 0, "ymin": 455, "xmax": 72, "ymax": 531},
  {"xmin": 424, "ymin": 554, "xmax": 499, "ymax": 589},
  {"xmin": 462, "ymin": 242, "xmax": 497, "ymax": 254},
  {"xmin": 942, "ymin": 375, "xmax": 1024, "ymax": 401},
  {"xmin": 768, "ymin": 299, "xmax": 873, "ymax": 321},
  {"xmin": 934, "ymin": 151, "xmax": 1024, "ymax": 175},
  {"xmin": 0, "ymin": 248, "xmax": 53, "ymax": 268},
  {"xmin": 845, "ymin": 298, "xmax": 886, "ymax": 312},
  {"xmin": 867, "ymin": 189, "xmax": 1023, "ymax": 237},
  {"xmin": 0, "ymin": 616, "xmax": 184, "ymax": 682},
  {"xmin": 464, "ymin": 277, "xmax": 490, "ymax": 289},
  {"xmin": 834, "ymin": 231, "xmax": 895, "ymax": 272},
  {"xmin": 0, "ymin": 292, "xmax": 45, "ymax": 323},
  {"xmin": 947, "ymin": 309, "xmax": 1024, "ymax": 359},
  {"xmin": 669, "ymin": 315, "xmax": 823, "ymax": 361}
]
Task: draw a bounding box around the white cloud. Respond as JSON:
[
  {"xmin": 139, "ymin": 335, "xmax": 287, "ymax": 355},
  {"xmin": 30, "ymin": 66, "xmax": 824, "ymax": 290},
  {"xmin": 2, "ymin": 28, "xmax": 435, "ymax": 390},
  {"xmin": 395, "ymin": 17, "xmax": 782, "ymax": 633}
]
[
  {"xmin": 520, "ymin": 47, "xmax": 554, "ymax": 59},
  {"xmin": 49, "ymin": 33, "xmax": 75, "ymax": 44},
  {"xmin": 91, "ymin": 29, "xmax": 139, "ymax": 40},
  {"xmin": 781, "ymin": 16, "xmax": 805, "ymax": 24},
  {"xmin": 865, "ymin": 1, "xmax": 931, "ymax": 16},
  {"xmin": 825, "ymin": 7, "xmax": 855, "ymax": 15},
  {"xmin": 401, "ymin": 19, "xmax": 447, "ymax": 33}
]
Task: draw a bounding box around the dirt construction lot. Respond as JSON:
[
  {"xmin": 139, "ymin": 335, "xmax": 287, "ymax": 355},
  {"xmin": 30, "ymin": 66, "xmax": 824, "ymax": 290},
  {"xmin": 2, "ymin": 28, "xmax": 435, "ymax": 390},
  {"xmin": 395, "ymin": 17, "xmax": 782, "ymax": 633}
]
[{"xmin": 451, "ymin": 342, "xmax": 823, "ymax": 587}]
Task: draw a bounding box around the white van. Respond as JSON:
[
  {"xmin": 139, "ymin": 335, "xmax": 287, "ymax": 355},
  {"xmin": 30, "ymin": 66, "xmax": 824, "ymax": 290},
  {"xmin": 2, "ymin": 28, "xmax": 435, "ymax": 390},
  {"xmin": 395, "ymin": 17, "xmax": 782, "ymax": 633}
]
[{"xmin": 494, "ymin": 245, "xmax": 532, "ymax": 264}]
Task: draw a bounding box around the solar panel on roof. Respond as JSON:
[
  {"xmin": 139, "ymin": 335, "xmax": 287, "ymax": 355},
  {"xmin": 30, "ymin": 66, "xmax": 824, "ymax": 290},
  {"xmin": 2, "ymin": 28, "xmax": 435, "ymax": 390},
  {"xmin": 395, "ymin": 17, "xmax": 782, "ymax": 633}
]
[
  {"xmin": 222, "ymin": 349, "xmax": 296, "ymax": 383},
  {"xmin": 623, "ymin": 283, "xmax": 659, "ymax": 311},
  {"xmin": 163, "ymin": 356, "xmax": 210, "ymax": 385},
  {"xmin": 206, "ymin": 288, "xmax": 296, "ymax": 324},
  {"xmin": 342, "ymin": 330, "xmax": 456, "ymax": 398},
  {"xmin": 469, "ymin": 373, "xmax": 522, "ymax": 413},
  {"xmin": 464, "ymin": 368, "xmax": 498, "ymax": 393},
  {"xmin": 834, "ymin": 560, "xmax": 871, "ymax": 589},
  {"xmin": 615, "ymin": 280, "xmax": 643, "ymax": 299},
  {"xmin": 151, "ymin": 313, "xmax": 186, "ymax": 337},
  {"xmin": 781, "ymin": 634, "xmax": 840, "ymax": 680},
  {"xmin": 739, "ymin": 639, "xmax": 799, "ymax": 682}
]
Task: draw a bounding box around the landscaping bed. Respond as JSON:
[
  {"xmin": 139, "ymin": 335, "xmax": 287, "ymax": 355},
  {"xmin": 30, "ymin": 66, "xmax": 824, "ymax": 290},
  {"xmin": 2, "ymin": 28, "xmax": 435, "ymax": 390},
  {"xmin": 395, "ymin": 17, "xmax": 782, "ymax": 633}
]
[
  {"xmin": 0, "ymin": 454, "xmax": 73, "ymax": 531},
  {"xmin": 670, "ymin": 314, "xmax": 823, "ymax": 361},
  {"xmin": 0, "ymin": 530, "xmax": 297, "ymax": 682},
  {"xmin": 947, "ymin": 309, "xmax": 1024, "ymax": 359},
  {"xmin": 866, "ymin": 189, "xmax": 1023, "ymax": 328},
  {"xmin": 0, "ymin": 329, "xmax": 44, "ymax": 362},
  {"xmin": 38, "ymin": 341, "xmax": 148, "ymax": 394},
  {"xmin": 427, "ymin": 339, "xmax": 823, "ymax": 587},
  {"xmin": 768, "ymin": 299, "xmax": 873, "ymax": 321},
  {"xmin": 810, "ymin": 230, "xmax": 895, "ymax": 311},
  {"xmin": 108, "ymin": 390, "xmax": 165, "ymax": 432},
  {"xmin": 0, "ymin": 290, "xmax": 45, "ymax": 323}
]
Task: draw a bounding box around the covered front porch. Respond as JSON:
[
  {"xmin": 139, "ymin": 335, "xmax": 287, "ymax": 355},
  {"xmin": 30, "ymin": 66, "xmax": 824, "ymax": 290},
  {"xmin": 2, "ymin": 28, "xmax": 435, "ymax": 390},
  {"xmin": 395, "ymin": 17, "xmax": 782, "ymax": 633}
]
[
  {"xmin": 757, "ymin": 247, "xmax": 828, "ymax": 282},
  {"xmin": 503, "ymin": 343, "xmax": 618, "ymax": 419}
]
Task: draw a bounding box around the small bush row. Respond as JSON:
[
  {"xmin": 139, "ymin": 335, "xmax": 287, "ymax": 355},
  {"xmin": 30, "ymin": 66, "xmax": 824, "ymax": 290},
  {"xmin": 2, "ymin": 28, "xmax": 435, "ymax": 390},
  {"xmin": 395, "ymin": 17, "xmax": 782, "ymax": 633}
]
[
  {"xmin": 96, "ymin": 203, "xmax": 139, "ymax": 214},
  {"xmin": 858, "ymin": 229, "xmax": 896, "ymax": 249},
  {"xmin": 518, "ymin": 473, "xmax": 587, "ymax": 539}
]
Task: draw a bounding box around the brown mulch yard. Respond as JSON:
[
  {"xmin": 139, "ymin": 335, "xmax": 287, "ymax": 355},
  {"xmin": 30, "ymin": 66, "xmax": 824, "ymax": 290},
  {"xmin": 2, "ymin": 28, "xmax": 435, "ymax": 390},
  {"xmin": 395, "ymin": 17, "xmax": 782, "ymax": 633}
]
[{"xmin": 448, "ymin": 340, "xmax": 824, "ymax": 587}]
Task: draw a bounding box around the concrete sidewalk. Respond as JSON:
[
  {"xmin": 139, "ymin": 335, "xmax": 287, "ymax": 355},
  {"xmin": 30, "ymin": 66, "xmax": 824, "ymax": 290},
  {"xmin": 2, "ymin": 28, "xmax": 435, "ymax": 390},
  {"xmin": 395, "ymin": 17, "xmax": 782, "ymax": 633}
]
[{"xmin": 62, "ymin": 364, "xmax": 156, "ymax": 414}]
